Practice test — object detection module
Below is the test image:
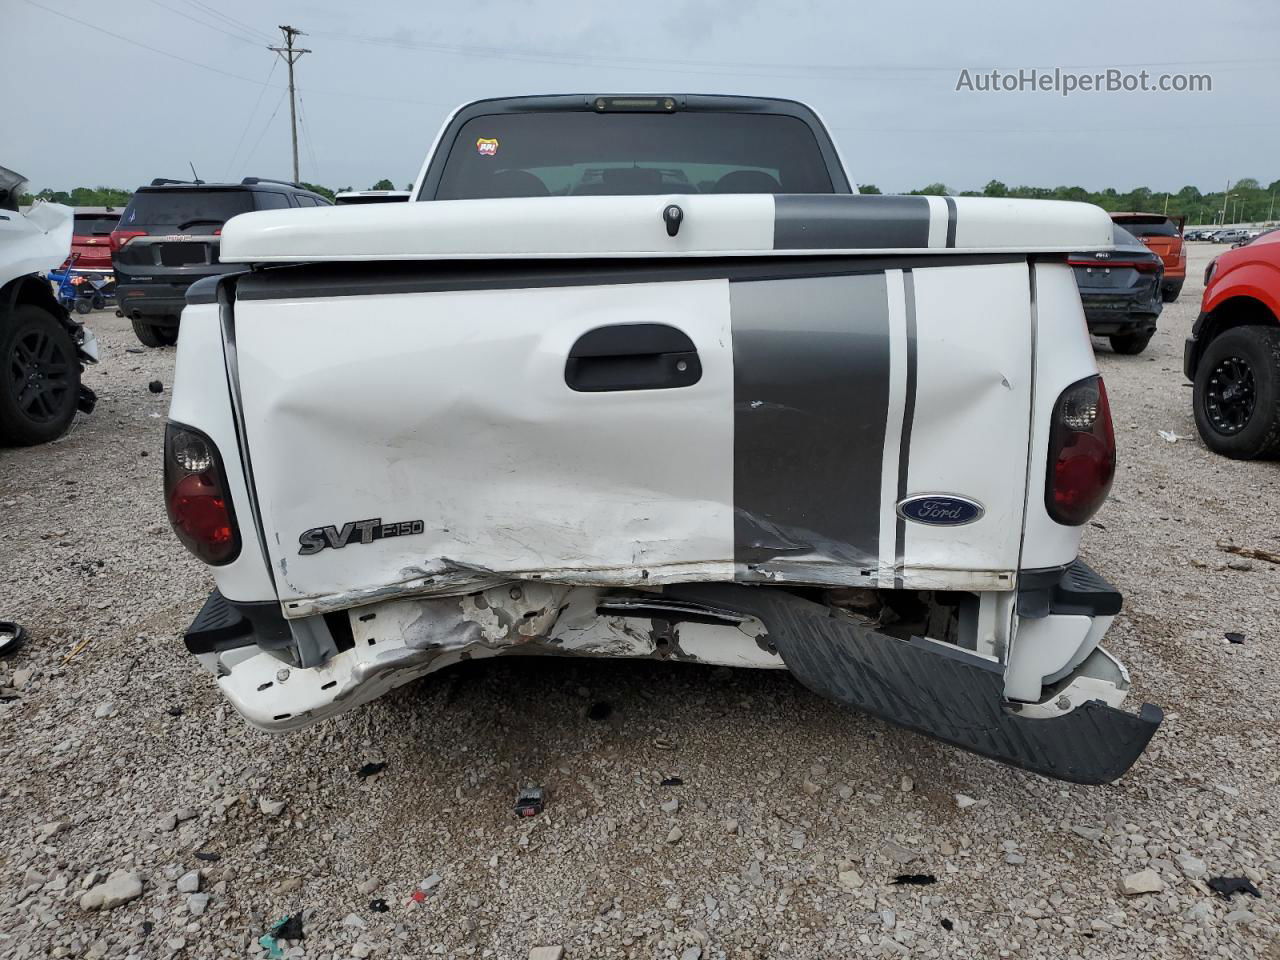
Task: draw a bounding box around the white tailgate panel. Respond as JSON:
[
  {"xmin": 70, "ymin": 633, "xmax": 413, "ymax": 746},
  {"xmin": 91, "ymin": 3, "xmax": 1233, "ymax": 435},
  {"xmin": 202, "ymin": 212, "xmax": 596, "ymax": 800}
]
[{"xmin": 235, "ymin": 280, "xmax": 735, "ymax": 604}]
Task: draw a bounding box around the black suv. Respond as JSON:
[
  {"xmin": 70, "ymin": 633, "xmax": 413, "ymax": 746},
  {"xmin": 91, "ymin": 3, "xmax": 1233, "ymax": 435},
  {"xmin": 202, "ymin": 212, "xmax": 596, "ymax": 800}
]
[{"xmin": 112, "ymin": 178, "xmax": 331, "ymax": 347}]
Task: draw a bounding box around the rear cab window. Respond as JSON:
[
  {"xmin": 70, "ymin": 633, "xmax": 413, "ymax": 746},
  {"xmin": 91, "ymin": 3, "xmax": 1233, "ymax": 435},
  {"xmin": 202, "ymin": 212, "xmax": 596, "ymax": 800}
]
[
  {"xmin": 120, "ymin": 189, "xmax": 254, "ymax": 229},
  {"xmin": 432, "ymin": 111, "xmax": 836, "ymax": 200},
  {"xmin": 1113, "ymin": 216, "xmax": 1179, "ymax": 238},
  {"xmin": 73, "ymin": 215, "xmax": 118, "ymax": 236}
]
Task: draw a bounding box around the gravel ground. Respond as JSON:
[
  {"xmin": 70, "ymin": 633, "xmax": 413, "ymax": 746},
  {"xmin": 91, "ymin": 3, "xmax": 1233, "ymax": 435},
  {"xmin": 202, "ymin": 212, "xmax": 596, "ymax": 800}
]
[{"xmin": 1, "ymin": 243, "xmax": 1278, "ymax": 960}]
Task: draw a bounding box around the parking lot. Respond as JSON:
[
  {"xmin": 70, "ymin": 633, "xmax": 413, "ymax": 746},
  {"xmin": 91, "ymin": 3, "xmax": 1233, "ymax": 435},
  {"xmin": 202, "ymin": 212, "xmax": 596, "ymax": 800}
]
[{"xmin": 0, "ymin": 242, "xmax": 1277, "ymax": 959}]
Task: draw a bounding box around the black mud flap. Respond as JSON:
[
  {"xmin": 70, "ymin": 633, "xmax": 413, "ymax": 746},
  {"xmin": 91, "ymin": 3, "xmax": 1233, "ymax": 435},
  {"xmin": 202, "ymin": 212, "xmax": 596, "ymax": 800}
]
[
  {"xmin": 184, "ymin": 589, "xmax": 292, "ymax": 655},
  {"xmin": 668, "ymin": 584, "xmax": 1162, "ymax": 785}
]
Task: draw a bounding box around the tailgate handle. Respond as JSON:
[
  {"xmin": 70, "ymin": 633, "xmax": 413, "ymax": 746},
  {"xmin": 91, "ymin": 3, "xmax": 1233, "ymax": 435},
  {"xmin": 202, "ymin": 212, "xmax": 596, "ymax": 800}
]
[{"xmin": 565, "ymin": 323, "xmax": 701, "ymax": 392}]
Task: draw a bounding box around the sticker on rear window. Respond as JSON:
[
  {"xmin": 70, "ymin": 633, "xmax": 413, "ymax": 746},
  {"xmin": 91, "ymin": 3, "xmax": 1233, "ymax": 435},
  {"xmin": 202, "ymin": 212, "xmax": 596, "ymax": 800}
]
[{"xmin": 476, "ymin": 137, "xmax": 499, "ymax": 157}]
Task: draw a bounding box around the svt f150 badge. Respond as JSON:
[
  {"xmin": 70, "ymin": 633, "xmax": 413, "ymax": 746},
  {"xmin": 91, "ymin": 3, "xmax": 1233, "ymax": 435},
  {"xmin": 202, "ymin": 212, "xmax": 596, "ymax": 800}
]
[{"xmin": 298, "ymin": 518, "xmax": 425, "ymax": 556}]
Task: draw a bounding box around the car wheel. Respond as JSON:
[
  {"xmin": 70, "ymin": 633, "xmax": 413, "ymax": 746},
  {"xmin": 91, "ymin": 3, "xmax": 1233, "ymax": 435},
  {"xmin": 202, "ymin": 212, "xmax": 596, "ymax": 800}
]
[
  {"xmin": 0, "ymin": 304, "xmax": 82, "ymax": 446},
  {"xmin": 131, "ymin": 318, "xmax": 167, "ymax": 348},
  {"xmin": 1161, "ymin": 282, "xmax": 1183, "ymax": 303},
  {"xmin": 156, "ymin": 321, "xmax": 179, "ymax": 346},
  {"xmin": 1109, "ymin": 332, "xmax": 1153, "ymax": 355},
  {"xmin": 74, "ymin": 298, "xmax": 93, "ymax": 315},
  {"xmin": 1193, "ymin": 326, "xmax": 1280, "ymax": 459}
]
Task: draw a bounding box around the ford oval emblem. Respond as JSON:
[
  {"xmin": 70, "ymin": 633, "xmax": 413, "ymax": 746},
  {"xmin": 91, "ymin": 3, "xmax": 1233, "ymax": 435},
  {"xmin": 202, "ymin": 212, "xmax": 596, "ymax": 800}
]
[{"xmin": 896, "ymin": 494, "xmax": 985, "ymax": 526}]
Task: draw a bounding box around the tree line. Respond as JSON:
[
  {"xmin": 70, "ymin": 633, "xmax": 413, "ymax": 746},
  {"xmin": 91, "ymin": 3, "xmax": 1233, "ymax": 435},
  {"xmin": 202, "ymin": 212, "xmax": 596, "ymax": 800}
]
[
  {"xmin": 857, "ymin": 178, "xmax": 1280, "ymax": 225},
  {"xmin": 22, "ymin": 177, "xmax": 1280, "ymax": 225},
  {"xmin": 18, "ymin": 179, "xmax": 409, "ymax": 207}
]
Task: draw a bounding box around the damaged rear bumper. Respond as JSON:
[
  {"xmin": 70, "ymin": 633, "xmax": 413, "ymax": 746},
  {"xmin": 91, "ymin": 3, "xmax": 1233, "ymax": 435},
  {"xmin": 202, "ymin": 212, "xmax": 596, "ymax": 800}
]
[
  {"xmin": 187, "ymin": 581, "xmax": 1160, "ymax": 785},
  {"xmin": 685, "ymin": 584, "xmax": 1162, "ymax": 785}
]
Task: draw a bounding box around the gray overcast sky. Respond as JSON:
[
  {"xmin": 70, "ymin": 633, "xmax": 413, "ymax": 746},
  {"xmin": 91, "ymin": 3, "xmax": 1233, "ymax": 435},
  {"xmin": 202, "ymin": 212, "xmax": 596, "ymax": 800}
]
[{"xmin": 4, "ymin": 0, "xmax": 1279, "ymax": 194}]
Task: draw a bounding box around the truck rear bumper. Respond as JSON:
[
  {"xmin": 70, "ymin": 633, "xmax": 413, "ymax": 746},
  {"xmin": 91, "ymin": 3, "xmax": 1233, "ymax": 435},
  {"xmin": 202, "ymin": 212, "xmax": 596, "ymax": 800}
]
[
  {"xmin": 188, "ymin": 576, "xmax": 1159, "ymax": 784},
  {"xmin": 731, "ymin": 585, "xmax": 1160, "ymax": 785}
]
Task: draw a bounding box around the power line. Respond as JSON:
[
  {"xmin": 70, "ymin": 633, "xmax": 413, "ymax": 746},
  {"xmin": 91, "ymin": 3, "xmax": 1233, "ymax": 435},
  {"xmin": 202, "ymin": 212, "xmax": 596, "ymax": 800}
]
[
  {"xmin": 143, "ymin": 0, "xmax": 262, "ymax": 46},
  {"xmin": 834, "ymin": 119, "xmax": 1272, "ymax": 135},
  {"xmin": 296, "ymin": 88, "xmax": 321, "ymax": 182},
  {"xmin": 181, "ymin": 0, "xmax": 275, "ymax": 43},
  {"xmin": 226, "ymin": 59, "xmax": 279, "ymax": 178},
  {"xmin": 38, "ymin": 0, "xmax": 1260, "ymax": 135},
  {"xmin": 21, "ymin": 0, "xmax": 272, "ymax": 85},
  {"xmin": 241, "ymin": 88, "xmax": 289, "ymax": 175},
  {"xmin": 17, "ymin": 0, "xmax": 461, "ymax": 112},
  {"xmin": 307, "ymin": 27, "xmax": 1280, "ymax": 78}
]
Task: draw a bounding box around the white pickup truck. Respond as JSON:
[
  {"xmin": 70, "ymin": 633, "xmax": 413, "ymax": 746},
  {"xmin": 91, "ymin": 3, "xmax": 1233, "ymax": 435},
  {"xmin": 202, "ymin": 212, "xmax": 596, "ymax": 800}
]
[{"xmin": 166, "ymin": 95, "xmax": 1161, "ymax": 784}]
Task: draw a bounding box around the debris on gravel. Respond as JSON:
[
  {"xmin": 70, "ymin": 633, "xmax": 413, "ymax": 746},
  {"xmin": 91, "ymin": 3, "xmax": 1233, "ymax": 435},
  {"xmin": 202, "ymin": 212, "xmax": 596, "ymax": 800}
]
[
  {"xmin": 79, "ymin": 871, "xmax": 143, "ymax": 911},
  {"xmin": 176, "ymin": 869, "xmax": 200, "ymax": 893},
  {"xmin": 1208, "ymin": 876, "xmax": 1264, "ymax": 899},
  {"xmin": 1121, "ymin": 868, "xmax": 1165, "ymax": 895}
]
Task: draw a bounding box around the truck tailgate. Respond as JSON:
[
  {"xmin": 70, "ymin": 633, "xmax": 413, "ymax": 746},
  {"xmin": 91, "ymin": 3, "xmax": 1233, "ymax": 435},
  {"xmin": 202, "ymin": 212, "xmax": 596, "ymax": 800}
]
[{"xmin": 231, "ymin": 256, "xmax": 1035, "ymax": 616}]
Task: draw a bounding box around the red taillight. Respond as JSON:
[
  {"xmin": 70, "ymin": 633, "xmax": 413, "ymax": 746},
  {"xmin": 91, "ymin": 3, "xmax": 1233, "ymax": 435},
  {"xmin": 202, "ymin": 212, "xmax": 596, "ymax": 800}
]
[
  {"xmin": 164, "ymin": 423, "xmax": 241, "ymax": 565},
  {"xmin": 109, "ymin": 229, "xmax": 145, "ymax": 252},
  {"xmin": 1066, "ymin": 258, "xmax": 1161, "ymax": 273},
  {"xmin": 1046, "ymin": 376, "xmax": 1116, "ymax": 526}
]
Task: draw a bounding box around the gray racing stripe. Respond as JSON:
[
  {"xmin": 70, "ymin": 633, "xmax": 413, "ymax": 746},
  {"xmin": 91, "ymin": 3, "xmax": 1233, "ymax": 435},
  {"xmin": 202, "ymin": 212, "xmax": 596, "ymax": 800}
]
[
  {"xmin": 774, "ymin": 195, "xmax": 931, "ymax": 250},
  {"xmin": 944, "ymin": 196, "xmax": 958, "ymax": 248},
  {"xmin": 731, "ymin": 273, "xmax": 891, "ymax": 577},
  {"xmin": 893, "ymin": 269, "xmax": 919, "ymax": 589}
]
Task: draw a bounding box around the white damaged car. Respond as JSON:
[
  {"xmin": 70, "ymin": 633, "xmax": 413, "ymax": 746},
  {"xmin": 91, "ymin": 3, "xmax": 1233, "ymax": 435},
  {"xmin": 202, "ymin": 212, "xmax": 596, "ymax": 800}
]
[
  {"xmin": 164, "ymin": 95, "xmax": 1161, "ymax": 784},
  {"xmin": 0, "ymin": 166, "xmax": 98, "ymax": 444}
]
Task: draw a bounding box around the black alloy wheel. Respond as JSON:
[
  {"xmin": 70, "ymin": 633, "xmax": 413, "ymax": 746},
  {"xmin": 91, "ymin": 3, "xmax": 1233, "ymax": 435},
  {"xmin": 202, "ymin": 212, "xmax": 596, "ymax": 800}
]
[{"xmin": 1203, "ymin": 355, "xmax": 1256, "ymax": 436}]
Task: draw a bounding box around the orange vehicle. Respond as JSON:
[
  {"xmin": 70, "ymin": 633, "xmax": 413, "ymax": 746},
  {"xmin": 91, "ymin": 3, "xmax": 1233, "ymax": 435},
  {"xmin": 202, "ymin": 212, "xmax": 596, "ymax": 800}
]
[{"xmin": 1110, "ymin": 213, "xmax": 1186, "ymax": 302}]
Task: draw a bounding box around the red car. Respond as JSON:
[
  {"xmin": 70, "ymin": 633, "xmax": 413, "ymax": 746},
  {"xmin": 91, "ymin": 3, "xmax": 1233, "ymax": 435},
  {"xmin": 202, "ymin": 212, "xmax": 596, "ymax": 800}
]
[
  {"xmin": 63, "ymin": 209, "xmax": 119, "ymax": 274},
  {"xmin": 1184, "ymin": 229, "xmax": 1280, "ymax": 458},
  {"xmin": 1111, "ymin": 212, "xmax": 1186, "ymax": 302}
]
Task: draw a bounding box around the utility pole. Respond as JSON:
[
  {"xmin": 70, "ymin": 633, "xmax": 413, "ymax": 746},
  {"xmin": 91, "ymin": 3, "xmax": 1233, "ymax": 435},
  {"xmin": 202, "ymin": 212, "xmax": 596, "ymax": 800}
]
[
  {"xmin": 1219, "ymin": 179, "xmax": 1231, "ymax": 226},
  {"xmin": 269, "ymin": 25, "xmax": 310, "ymax": 183}
]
